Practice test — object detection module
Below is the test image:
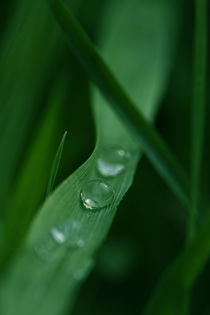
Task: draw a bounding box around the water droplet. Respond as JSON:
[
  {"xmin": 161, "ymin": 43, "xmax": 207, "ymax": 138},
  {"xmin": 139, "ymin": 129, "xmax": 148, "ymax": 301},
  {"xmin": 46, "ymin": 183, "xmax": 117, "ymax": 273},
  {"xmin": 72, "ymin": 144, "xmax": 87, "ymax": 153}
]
[
  {"xmin": 51, "ymin": 220, "xmax": 86, "ymax": 249},
  {"xmin": 73, "ymin": 269, "xmax": 86, "ymax": 281},
  {"xmin": 76, "ymin": 239, "xmax": 85, "ymax": 248},
  {"xmin": 35, "ymin": 220, "xmax": 87, "ymax": 261},
  {"xmin": 34, "ymin": 238, "xmax": 56, "ymax": 261},
  {"xmin": 68, "ymin": 238, "xmax": 86, "ymax": 249},
  {"xmin": 96, "ymin": 146, "xmax": 131, "ymax": 177},
  {"xmin": 51, "ymin": 228, "xmax": 66, "ymax": 244},
  {"xmin": 80, "ymin": 180, "xmax": 114, "ymax": 210},
  {"xmin": 73, "ymin": 258, "xmax": 94, "ymax": 281}
]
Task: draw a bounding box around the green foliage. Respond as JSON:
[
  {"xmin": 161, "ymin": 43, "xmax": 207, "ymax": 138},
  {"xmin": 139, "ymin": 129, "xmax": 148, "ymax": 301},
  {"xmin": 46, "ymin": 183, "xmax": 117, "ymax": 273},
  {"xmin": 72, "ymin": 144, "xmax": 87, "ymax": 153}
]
[
  {"xmin": 0, "ymin": 0, "xmax": 208, "ymax": 315},
  {"xmin": 188, "ymin": 0, "xmax": 208, "ymax": 243}
]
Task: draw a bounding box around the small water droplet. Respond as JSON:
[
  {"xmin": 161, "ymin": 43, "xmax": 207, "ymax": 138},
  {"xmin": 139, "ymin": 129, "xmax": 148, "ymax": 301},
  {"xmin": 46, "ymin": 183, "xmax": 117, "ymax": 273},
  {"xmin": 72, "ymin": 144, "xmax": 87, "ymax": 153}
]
[
  {"xmin": 35, "ymin": 220, "xmax": 87, "ymax": 261},
  {"xmin": 51, "ymin": 228, "xmax": 66, "ymax": 244},
  {"xmin": 34, "ymin": 238, "xmax": 56, "ymax": 261},
  {"xmin": 80, "ymin": 180, "xmax": 114, "ymax": 210},
  {"xmin": 73, "ymin": 258, "xmax": 94, "ymax": 281},
  {"xmin": 68, "ymin": 238, "xmax": 86, "ymax": 249},
  {"xmin": 50, "ymin": 219, "xmax": 86, "ymax": 249},
  {"xmin": 73, "ymin": 269, "xmax": 86, "ymax": 281},
  {"xmin": 76, "ymin": 239, "xmax": 85, "ymax": 248},
  {"xmin": 96, "ymin": 146, "xmax": 131, "ymax": 177}
]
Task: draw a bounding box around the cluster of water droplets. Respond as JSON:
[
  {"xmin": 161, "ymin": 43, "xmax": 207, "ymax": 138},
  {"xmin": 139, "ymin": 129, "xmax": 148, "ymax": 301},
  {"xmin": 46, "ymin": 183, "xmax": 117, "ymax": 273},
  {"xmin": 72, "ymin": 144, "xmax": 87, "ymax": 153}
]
[
  {"xmin": 34, "ymin": 218, "xmax": 94, "ymax": 281},
  {"xmin": 35, "ymin": 146, "xmax": 131, "ymax": 275},
  {"xmin": 35, "ymin": 219, "xmax": 85, "ymax": 262},
  {"xmin": 80, "ymin": 146, "xmax": 131, "ymax": 211}
]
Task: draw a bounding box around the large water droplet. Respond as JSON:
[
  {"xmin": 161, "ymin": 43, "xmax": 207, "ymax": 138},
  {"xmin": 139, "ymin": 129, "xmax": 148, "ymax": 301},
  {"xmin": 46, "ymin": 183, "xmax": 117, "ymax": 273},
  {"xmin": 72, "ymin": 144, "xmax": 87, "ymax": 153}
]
[
  {"xmin": 80, "ymin": 180, "xmax": 114, "ymax": 210},
  {"xmin": 96, "ymin": 146, "xmax": 131, "ymax": 177}
]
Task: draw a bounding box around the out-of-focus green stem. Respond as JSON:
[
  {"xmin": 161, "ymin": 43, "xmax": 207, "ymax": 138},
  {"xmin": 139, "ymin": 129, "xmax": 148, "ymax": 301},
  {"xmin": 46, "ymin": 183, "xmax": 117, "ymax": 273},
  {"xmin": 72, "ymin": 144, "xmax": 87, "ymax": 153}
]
[
  {"xmin": 188, "ymin": 0, "xmax": 208, "ymax": 244},
  {"xmin": 143, "ymin": 208, "xmax": 210, "ymax": 315}
]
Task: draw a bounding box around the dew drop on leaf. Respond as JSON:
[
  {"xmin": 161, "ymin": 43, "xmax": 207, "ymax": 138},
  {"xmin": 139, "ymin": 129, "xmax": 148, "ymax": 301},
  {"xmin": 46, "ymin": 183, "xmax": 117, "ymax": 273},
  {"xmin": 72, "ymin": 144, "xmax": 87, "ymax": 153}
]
[
  {"xmin": 76, "ymin": 239, "xmax": 85, "ymax": 248},
  {"xmin": 80, "ymin": 180, "xmax": 114, "ymax": 210},
  {"xmin": 34, "ymin": 238, "xmax": 56, "ymax": 262},
  {"xmin": 51, "ymin": 228, "xmax": 66, "ymax": 244},
  {"xmin": 96, "ymin": 146, "xmax": 131, "ymax": 177},
  {"xmin": 50, "ymin": 219, "xmax": 85, "ymax": 248},
  {"xmin": 73, "ymin": 258, "xmax": 94, "ymax": 281}
]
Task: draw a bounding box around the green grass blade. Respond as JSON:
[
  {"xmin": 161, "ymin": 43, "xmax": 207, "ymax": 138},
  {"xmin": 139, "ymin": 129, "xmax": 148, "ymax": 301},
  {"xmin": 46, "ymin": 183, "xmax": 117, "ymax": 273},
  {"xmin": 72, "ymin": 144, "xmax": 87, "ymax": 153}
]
[
  {"xmin": 143, "ymin": 206, "xmax": 210, "ymax": 315},
  {"xmin": 0, "ymin": 1, "xmax": 180, "ymax": 314},
  {"xmin": 46, "ymin": 131, "xmax": 67, "ymax": 197},
  {"xmin": 188, "ymin": 0, "xmax": 208, "ymax": 243},
  {"xmin": 0, "ymin": 0, "xmax": 80, "ymax": 210},
  {"xmin": 48, "ymin": 0, "xmax": 190, "ymax": 208},
  {"xmin": 0, "ymin": 77, "xmax": 68, "ymax": 267}
]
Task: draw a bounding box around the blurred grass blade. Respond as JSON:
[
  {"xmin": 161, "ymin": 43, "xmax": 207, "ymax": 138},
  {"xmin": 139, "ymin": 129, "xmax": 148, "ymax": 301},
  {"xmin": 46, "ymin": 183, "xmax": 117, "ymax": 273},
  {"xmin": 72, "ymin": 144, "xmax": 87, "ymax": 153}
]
[
  {"xmin": 0, "ymin": 1, "xmax": 57, "ymax": 208},
  {"xmin": 46, "ymin": 131, "xmax": 67, "ymax": 197},
  {"xmin": 0, "ymin": 75, "xmax": 70, "ymax": 268},
  {"xmin": 188, "ymin": 0, "xmax": 208, "ymax": 243},
  {"xmin": 0, "ymin": 0, "xmax": 80, "ymax": 211},
  {"xmin": 143, "ymin": 206, "xmax": 210, "ymax": 315},
  {"xmin": 0, "ymin": 1, "xmax": 181, "ymax": 314},
  {"xmin": 48, "ymin": 0, "xmax": 190, "ymax": 208}
]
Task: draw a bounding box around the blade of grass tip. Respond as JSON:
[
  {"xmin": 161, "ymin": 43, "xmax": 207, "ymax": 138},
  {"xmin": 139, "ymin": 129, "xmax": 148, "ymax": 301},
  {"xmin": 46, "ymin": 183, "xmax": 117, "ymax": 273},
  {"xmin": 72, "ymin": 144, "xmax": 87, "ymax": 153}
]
[
  {"xmin": 188, "ymin": 0, "xmax": 208, "ymax": 244},
  {"xmin": 48, "ymin": 0, "xmax": 190, "ymax": 208},
  {"xmin": 46, "ymin": 131, "xmax": 68, "ymax": 196}
]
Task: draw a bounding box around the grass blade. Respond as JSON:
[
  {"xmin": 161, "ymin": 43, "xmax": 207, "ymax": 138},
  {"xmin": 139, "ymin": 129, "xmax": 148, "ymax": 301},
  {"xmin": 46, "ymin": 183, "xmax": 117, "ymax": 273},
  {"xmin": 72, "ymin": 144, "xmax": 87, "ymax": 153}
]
[
  {"xmin": 0, "ymin": 0, "xmax": 80, "ymax": 210},
  {"xmin": 0, "ymin": 76, "xmax": 69, "ymax": 267},
  {"xmin": 48, "ymin": 0, "xmax": 190, "ymax": 208},
  {"xmin": 0, "ymin": 1, "xmax": 180, "ymax": 314},
  {"xmin": 46, "ymin": 131, "xmax": 67, "ymax": 197},
  {"xmin": 143, "ymin": 206, "xmax": 210, "ymax": 315},
  {"xmin": 188, "ymin": 0, "xmax": 208, "ymax": 243}
]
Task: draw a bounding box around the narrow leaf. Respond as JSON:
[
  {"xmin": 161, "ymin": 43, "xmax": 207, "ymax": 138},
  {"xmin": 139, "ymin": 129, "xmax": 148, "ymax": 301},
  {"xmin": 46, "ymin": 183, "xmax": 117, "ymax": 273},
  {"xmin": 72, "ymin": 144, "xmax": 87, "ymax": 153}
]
[
  {"xmin": 143, "ymin": 207, "xmax": 210, "ymax": 315},
  {"xmin": 46, "ymin": 131, "xmax": 67, "ymax": 196},
  {"xmin": 0, "ymin": 75, "xmax": 68, "ymax": 267},
  {"xmin": 188, "ymin": 0, "xmax": 208, "ymax": 242}
]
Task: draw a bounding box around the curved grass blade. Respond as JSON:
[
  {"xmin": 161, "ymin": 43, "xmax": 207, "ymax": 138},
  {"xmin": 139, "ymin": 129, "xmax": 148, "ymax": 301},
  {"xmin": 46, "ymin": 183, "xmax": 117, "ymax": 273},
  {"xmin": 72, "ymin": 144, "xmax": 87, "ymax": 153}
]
[
  {"xmin": 46, "ymin": 131, "xmax": 67, "ymax": 197},
  {"xmin": 188, "ymin": 0, "xmax": 208, "ymax": 243},
  {"xmin": 48, "ymin": 0, "xmax": 190, "ymax": 208},
  {"xmin": 0, "ymin": 1, "xmax": 57, "ymax": 208},
  {"xmin": 0, "ymin": 0, "xmax": 80, "ymax": 211},
  {"xmin": 0, "ymin": 1, "xmax": 180, "ymax": 314}
]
